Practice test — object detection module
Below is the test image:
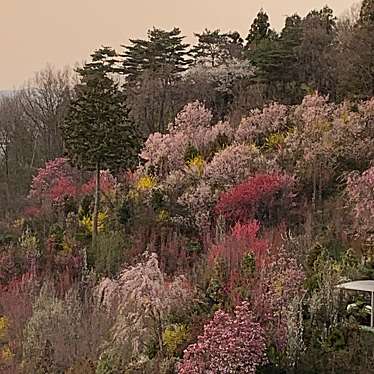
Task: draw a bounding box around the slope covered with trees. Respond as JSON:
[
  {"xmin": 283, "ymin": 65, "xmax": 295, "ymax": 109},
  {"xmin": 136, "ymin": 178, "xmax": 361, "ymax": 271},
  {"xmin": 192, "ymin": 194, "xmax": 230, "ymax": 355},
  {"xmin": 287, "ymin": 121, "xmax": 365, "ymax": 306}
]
[{"xmin": 0, "ymin": 1, "xmax": 374, "ymax": 373}]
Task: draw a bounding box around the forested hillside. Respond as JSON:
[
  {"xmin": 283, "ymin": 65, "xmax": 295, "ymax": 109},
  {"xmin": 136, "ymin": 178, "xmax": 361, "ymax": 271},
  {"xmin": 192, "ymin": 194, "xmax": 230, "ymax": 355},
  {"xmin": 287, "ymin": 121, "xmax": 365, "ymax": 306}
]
[{"xmin": 0, "ymin": 1, "xmax": 373, "ymax": 373}]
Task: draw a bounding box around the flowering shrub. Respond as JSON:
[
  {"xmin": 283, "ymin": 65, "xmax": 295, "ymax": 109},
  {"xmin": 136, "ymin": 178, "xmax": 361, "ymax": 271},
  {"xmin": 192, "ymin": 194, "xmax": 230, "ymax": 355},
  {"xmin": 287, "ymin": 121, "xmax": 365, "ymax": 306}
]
[
  {"xmin": 208, "ymin": 220, "xmax": 269, "ymax": 302},
  {"xmin": 140, "ymin": 102, "xmax": 235, "ymax": 177},
  {"xmin": 215, "ymin": 173, "xmax": 295, "ymax": 224},
  {"xmin": 282, "ymin": 95, "xmax": 374, "ymax": 201},
  {"xmin": 178, "ymin": 301, "xmax": 267, "ymax": 374},
  {"xmin": 0, "ymin": 272, "xmax": 38, "ymax": 368},
  {"xmin": 81, "ymin": 170, "xmax": 116, "ymax": 195},
  {"xmin": 140, "ymin": 131, "xmax": 189, "ymax": 177},
  {"xmin": 79, "ymin": 211, "xmax": 108, "ymax": 234},
  {"xmin": 177, "ymin": 182, "xmax": 216, "ymax": 232},
  {"xmin": 97, "ymin": 253, "xmax": 193, "ymax": 362},
  {"xmin": 236, "ymin": 102, "xmax": 290, "ymax": 145},
  {"xmin": 168, "ymin": 101, "xmax": 213, "ymax": 134},
  {"xmin": 192, "ymin": 121, "xmax": 235, "ymax": 156},
  {"xmin": 0, "ymin": 316, "xmax": 8, "ymax": 340},
  {"xmin": 28, "ymin": 158, "xmax": 118, "ymax": 221},
  {"xmin": 293, "ymin": 93, "xmax": 334, "ymax": 128},
  {"xmin": 346, "ymin": 166, "xmax": 374, "ymax": 243},
  {"xmin": 29, "ymin": 157, "xmax": 80, "ymax": 204},
  {"xmin": 22, "ymin": 284, "xmax": 113, "ymax": 373},
  {"xmin": 251, "ymin": 246, "xmax": 305, "ymax": 353},
  {"xmin": 186, "ymin": 155, "xmax": 205, "ymax": 176},
  {"xmin": 19, "ymin": 227, "xmax": 39, "ymax": 256},
  {"xmin": 163, "ymin": 324, "xmax": 189, "ymax": 355},
  {"xmin": 204, "ymin": 144, "xmax": 270, "ymax": 190}
]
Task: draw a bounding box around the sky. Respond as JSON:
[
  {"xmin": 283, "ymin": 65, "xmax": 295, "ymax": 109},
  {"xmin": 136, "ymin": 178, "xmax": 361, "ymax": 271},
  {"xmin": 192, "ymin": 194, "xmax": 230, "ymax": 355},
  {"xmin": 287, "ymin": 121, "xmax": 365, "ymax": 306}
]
[{"xmin": 1, "ymin": 0, "xmax": 358, "ymax": 90}]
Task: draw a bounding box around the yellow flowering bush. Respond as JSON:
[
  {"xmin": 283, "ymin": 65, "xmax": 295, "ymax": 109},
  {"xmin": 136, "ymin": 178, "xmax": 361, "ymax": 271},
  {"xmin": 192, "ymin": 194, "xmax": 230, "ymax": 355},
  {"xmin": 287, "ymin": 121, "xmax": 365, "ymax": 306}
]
[
  {"xmin": 163, "ymin": 324, "xmax": 189, "ymax": 354},
  {"xmin": 0, "ymin": 316, "xmax": 9, "ymax": 341},
  {"xmin": 157, "ymin": 209, "xmax": 170, "ymax": 223},
  {"xmin": 1, "ymin": 346, "xmax": 13, "ymax": 362},
  {"xmin": 264, "ymin": 132, "xmax": 286, "ymax": 150},
  {"xmin": 0, "ymin": 317, "xmax": 12, "ymax": 364},
  {"xmin": 13, "ymin": 218, "xmax": 25, "ymax": 229},
  {"xmin": 80, "ymin": 212, "xmax": 108, "ymax": 234},
  {"xmin": 19, "ymin": 228, "xmax": 39, "ymax": 254},
  {"xmin": 187, "ymin": 155, "xmax": 205, "ymax": 176},
  {"xmin": 315, "ymin": 120, "xmax": 332, "ymax": 132},
  {"xmin": 136, "ymin": 175, "xmax": 156, "ymax": 191}
]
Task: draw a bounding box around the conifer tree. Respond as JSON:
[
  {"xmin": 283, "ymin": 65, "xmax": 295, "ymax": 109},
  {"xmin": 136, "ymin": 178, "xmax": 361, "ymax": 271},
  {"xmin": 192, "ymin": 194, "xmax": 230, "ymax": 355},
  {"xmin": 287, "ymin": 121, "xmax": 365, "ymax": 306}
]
[
  {"xmin": 62, "ymin": 47, "xmax": 140, "ymax": 249},
  {"xmin": 245, "ymin": 9, "xmax": 271, "ymax": 47},
  {"xmin": 121, "ymin": 27, "xmax": 190, "ymax": 81},
  {"xmin": 191, "ymin": 29, "xmax": 243, "ymax": 66},
  {"xmin": 359, "ymin": 0, "xmax": 374, "ymax": 25}
]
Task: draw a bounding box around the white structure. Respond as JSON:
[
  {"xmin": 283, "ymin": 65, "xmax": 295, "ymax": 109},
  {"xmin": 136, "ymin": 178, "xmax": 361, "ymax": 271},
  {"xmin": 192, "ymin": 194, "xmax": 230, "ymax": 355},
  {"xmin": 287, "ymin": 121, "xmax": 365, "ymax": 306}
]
[{"xmin": 336, "ymin": 280, "xmax": 374, "ymax": 328}]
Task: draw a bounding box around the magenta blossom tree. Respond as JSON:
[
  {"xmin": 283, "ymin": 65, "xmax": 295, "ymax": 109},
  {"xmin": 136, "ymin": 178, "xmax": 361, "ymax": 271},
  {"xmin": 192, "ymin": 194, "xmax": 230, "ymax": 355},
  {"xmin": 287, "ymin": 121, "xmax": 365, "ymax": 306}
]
[{"xmin": 179, "ymin": 301, "xmax": 267, "ymax": 374}]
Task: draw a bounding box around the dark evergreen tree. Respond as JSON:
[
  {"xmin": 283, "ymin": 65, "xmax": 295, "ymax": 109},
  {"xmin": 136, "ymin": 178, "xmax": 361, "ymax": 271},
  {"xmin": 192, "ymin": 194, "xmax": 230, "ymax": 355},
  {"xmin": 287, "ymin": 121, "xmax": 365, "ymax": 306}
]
[
  {"xmin": 62, "ymin": 47, "xmax": 140, "ymax": 248},
  {"xmin": 226, "ymin": 31, "xmax": 244, "ymax": 60},
  {"xmin": 359, "ymin": 0, "xmax": 374, "ymax": 25},
  {"xmin": 191, "ymin": 29, "xmax": 243, "ymax": 66},
  {"xmin": 281, "ymin": 14, "xmax": 303, "ymax": 48},
  {"xmin": 120, "ymin": 28, "xmax": 190, "ymax": 134},
  {"xmin": 296, "ymin": 6, "xmax": 337, "ymax": 96},
  {"xmin": 335, "ymin": 0, "xmax": 374, "ymax": 99},
  {"xmin": 245, "ymin": 9, "xmax": 271, "ymax": 47},
  {"xmin": 121, "ymin": 27, "xmax": 190, "ymax": 82}
]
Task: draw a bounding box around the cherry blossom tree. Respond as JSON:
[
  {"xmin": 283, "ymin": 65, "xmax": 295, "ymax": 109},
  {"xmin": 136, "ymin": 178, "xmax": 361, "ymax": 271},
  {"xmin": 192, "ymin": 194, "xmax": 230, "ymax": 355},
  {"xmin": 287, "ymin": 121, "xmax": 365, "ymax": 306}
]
[{"xmin": 178, "ymin": 301, "xmax": 267, "ymax": 374}]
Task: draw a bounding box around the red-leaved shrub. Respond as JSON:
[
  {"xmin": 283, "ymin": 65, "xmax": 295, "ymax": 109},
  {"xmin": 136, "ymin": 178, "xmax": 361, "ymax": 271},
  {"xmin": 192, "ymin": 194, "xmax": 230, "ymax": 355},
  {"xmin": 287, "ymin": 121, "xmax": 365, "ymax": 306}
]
[
  {"xmin": 215, "ymin": 173, "xmax": 295, "ymax": 225},
  {"xmin": 208, "ymin": 220, "xmax": 269, "ymax": 304}
]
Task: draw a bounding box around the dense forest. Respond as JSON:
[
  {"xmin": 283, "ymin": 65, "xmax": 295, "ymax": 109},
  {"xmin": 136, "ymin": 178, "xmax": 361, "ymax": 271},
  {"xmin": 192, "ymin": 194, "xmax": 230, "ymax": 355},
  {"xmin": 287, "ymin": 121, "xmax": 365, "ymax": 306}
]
[{"xmin": 0, "ymin": 1, "xmax": 373, "ymax": 373}]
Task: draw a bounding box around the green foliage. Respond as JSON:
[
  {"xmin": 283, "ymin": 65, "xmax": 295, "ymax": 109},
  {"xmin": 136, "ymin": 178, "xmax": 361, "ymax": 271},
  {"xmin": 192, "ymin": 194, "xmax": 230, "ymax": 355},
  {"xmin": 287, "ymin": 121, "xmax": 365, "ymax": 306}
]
[
  {"xmin": 121, "ymin": 28, "xmax": 190, "ymax": 82},
  {"xmin": 62, "ymin": 47, "xmax": 141, "ymax": 172},
  {"xmin": 91, "ymin": 231, "xmax": 127, "ymax": 276},
  {"xmin": 242, "ymin": 252, "xmax": 256, "ymax": 275},
  {"xmin": 183, "ymin": 144, "xmax": 200, "ymax": 163},
  {"xmin": 246, "ymin": 9, "xmax": 272, "ymax": 46},
  {"xmin": 95, "ymin": 352, "xmax": 123, "ymax": 374},
  {"xmin": 191, "ymin": 29, "xmax": 243, "ymax": 66},
  {"xmin": 163, "ymin": 324, "xmax": 189, "ymax": 355}
]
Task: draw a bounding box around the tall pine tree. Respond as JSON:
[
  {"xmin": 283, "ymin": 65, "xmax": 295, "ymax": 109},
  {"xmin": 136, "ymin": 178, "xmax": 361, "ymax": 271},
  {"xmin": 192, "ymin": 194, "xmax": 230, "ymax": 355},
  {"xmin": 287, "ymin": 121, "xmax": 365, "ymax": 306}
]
[
  {"xmin": 191, "ymin": 29, "xmax": 243, "ymax": 66},
  {"xmin": 245, "ymin": 9, "xmax": 271, "ymax": 47},
  {"xmin": 62, "ymin": 47, "xmax": 140, "ymax": 249},
  {"xmin": 121, "ymin": 28, "xmax": 190, "ymax": 81}
]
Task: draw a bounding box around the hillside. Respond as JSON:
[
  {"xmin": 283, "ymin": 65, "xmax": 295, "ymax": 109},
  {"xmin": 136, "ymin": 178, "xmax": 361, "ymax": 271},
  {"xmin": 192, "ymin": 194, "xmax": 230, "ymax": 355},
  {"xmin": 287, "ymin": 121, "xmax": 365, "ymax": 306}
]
[{"xmin": 0, "ymin": 1, "xmax": 373, "ymax": 373}]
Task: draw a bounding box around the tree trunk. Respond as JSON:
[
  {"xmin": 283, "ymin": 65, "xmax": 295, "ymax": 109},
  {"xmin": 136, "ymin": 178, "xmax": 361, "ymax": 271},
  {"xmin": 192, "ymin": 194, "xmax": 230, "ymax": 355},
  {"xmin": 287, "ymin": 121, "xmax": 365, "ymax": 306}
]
[
  {"xmin": 4, "ymin": 147, "xmax": 10, "ymax": 215},
  {"xmin": 92, "ymin": 162, "xmax": 101, "ymax": 250}
]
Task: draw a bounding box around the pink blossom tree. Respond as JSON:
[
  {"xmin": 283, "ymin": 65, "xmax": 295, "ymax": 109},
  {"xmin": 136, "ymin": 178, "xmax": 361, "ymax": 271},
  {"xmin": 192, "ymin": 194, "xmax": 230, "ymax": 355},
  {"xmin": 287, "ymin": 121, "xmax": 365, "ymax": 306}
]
[
  {"xmin": 178, "ymin": 301, "xmax": 267, "ymax": 374},
  {"xmin": 29, "ymin": 157, "xmax": 80, "ymax": 205},
  {"xmin": 346, "ymin": 166, "xmax": 374, "ymax": 244}
]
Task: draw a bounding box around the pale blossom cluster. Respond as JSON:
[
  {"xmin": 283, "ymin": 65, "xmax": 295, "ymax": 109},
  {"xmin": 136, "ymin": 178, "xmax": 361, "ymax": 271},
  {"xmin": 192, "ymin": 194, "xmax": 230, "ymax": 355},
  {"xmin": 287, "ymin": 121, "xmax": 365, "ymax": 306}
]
[
  {"xmin": 236, "ymin": 102, "xmax": 289, "ymax": 143},
  {"xmin": 140, "ymin": 102, "xmax": 235, "ymax": 177},
  {"xmin": 282, "ymin": 94, "xmax": 374, "ymax": 194},
  {"xmin": 204, "ymin": 144, "xmax": 272, "ymax": 189},
  {"xmin": 179, "ymin": 301, "xmax": 267, "ymax": 374},
  {"xmin": 346, "ymin": 166, "xmax": 374, "ymax": 243},
  {"xmin": 97, "ymin": 253, "xmax": 191, "ymax": 358},
  {"xmin": 251, "ymin": 246, "xmax": 305, "ymax": 352},
  {"xmin": 293, "ymin": 93, "xmax": 335, "ymax": 128},
  {"xmin": 177, "ymin": 182, "xmax": 217, "ymax": 231},
  {"xmin": 185, "ymin": 60, "xmax": 255, "ymax": 95}
]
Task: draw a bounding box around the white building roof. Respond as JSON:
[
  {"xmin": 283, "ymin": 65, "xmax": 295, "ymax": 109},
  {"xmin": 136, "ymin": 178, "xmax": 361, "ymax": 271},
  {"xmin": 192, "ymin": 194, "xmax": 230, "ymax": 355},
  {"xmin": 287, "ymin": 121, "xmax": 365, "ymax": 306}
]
[{"xmin": 336, "ymin": 280, "xmax": 374, "ymax": 293}]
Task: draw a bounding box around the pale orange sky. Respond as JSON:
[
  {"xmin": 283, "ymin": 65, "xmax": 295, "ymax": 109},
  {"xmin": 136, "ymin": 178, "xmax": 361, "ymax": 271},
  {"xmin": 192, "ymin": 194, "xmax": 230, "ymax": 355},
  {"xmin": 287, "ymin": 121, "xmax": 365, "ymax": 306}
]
[{"xmin": 1, "ymin": 0, "xmax": 357, "ymax": 89}]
